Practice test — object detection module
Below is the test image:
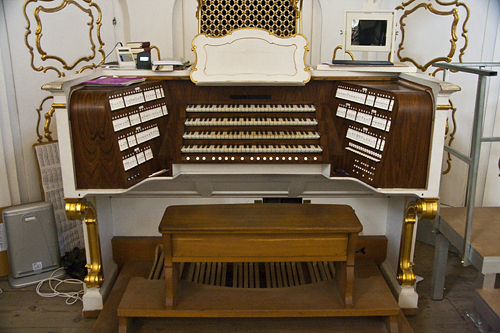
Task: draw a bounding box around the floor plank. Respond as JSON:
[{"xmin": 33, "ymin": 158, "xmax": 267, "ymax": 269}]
[
  {"xmin": 127, "ymin": 315, "xmax": 411, "ymax": 333},
  {"xmin": 0, "ymin": 241, "xmax": 490, "ymax": 332},
  {"xmin": 0, "ymin": 275, "xmax": 95, "ymax": 332}
]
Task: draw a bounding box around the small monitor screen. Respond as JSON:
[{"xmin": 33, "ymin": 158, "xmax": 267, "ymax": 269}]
[
  {"xmin": 140, "ymin": 56, "xmax": 150, "ymax": 61},
  {"xmin": 120, "ymin": 54, "xmax": 134, "ymax": 62},
  {"xmin": 351, "ymin": 19, "xmax": 387, "ymax": 46}
]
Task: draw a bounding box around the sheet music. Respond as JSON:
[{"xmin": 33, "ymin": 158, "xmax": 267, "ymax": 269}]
[{"xmin": 34, "ymin": 142, "xmax": 85, "ymax": 254}]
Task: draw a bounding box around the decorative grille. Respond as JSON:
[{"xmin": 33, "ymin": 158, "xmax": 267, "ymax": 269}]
[{"xmin": 198, "ymin": 0, "xmax": 299, "ymax": 37}]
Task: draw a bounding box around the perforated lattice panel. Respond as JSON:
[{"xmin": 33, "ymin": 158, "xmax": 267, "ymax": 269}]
[{"xmin": 199, "ymin": 0, "xmax": 298, "ymax": 37}]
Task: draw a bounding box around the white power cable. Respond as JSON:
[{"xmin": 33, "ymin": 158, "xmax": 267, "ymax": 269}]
[{"xmin": 36, "ymin": 267, "xmax": 85, "ymax": 305}]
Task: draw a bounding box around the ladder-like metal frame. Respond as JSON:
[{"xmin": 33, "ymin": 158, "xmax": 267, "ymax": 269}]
[{"xmin": 432, "ymin": 62, "xmax": 500, "ymax": 266}]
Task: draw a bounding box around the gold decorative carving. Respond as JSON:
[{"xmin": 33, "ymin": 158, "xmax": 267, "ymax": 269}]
[
  {"xmin": 332, "ymin": 45, "xmax": 355, "ymax": 61},
  {"xmin": 197, "ymin": 0, "xmax": 301, "ymax": 37},
  {"xmin": 65, "ymin": 198, "xmax": 104, "ymax": 288},
  {"xmin": 35, "ymin": 96, "xmax": 53, "ymax": 143},
  {"xmin": 442, "ymin": 99, "xmax": 457, "ymax": 175},
  {"xmin": 150, "ymin": 45, "xmax": 162, "ymax": 61},
  {"xmin": 396, "ymin": 0, "xmax": 469, "ymax": 72},
  {"xmin": 396, "ymin": 1, "xmax": 468, "ymax": 175},
  {"xmin": 36, "ymin": 99, "xmax": 67, "ymax": 143},
  {"xmin": 397, "ymin": 198, "xmax": 438, "ymax": 286},
  {"xmin": 24, "ymin": 0, "xmax": 105, "ymax": 77},
  {"xmin": 44, "ymin": 103, "xmax": 66, "ymax": 142}
]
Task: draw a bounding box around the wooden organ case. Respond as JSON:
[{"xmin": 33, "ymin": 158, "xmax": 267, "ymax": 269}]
[{"xmin": 68, "ymin": 78, "xmax": 433, "ymax": 191}]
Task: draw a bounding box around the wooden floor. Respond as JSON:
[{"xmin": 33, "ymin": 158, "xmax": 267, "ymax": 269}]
[{"xmin": 0, "ymin": 241, "xmax": 491, "ymax": 332}]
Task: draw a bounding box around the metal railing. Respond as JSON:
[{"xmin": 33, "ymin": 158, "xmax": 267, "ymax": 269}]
[{"xmin": 432, "ymin": 62, "xmax": 500, "ymax": 266}]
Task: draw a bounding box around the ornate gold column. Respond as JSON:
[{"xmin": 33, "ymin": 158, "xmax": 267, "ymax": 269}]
[
  {"xmin": 65, "ymin": 198, "xmax": 104, "ymax": 288},
  {"xmin": 397, "ymin": 198, "xmax": 438, "ymax": 285}
]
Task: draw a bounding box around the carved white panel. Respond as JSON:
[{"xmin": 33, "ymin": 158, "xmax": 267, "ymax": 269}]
[{"xmin": 191, "ymin": 28, "xmax": 311, "ymax": 85}]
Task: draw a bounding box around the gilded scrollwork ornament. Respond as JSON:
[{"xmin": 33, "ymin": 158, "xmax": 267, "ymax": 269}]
[
  {"xmin": 66, "ymin": 198, "xmax": 104, "ymax": 288},
  {"xmin": 396, "ymin": 0, "xmax": 469, "ymax": 72},
  {"xmin": 397, "ymin": 198, "xmax": 438, "ymax": 286},
  {"xmin": 396, "ymin": 0, "xmax": 468, "ymax": 175},
  {"xmin": 24, "ymin": 0, "xmax": 105, "ymax": 77},
  {"xmin": 331, "ymin": 46, "xmax": 355, "ymax": 62},
  {"xmin": 35, "ymin": 96, "xmax": 53, "ymax": 143},
  {"xmin": 441, "ymin": 100, "xmax": 457, "ymax": 175}
]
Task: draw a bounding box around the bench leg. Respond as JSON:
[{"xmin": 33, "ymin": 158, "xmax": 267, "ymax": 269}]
[
  {"xmin": 384, "ymin": 315, "xmax": 399, "ymax": 333},
  {"xmin": 118, "ymin": 317, "xmax": 131, "ymax": 333},
  {"xmin": 163, "ymin": 234, "xmax": 180, "ymax": 309},
  {"xmin": 165, "ymin": 263, "xmax": 180, "ymax": 308},
  {"xmin": 334, "ymin": 261, "xmax": 354, "ymax": 308},
  {"xmin": 335, "ymin": 232, "xmax": 357, "ymax": 308}
]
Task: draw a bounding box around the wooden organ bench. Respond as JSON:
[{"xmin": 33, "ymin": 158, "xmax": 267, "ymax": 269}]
[{"xmin": 117, "ymin": 203, "xmax": 401, "ymax": 332}]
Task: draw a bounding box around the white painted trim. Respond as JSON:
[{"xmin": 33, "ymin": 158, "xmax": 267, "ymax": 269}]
[
  {"xmin": 82, "ymin": 287, "xmax": 104, "ymax": 312},
  {"xmin": 0, "ymin": 1, "xmax": 23, "ymax": 205},
  {"xmin": 380, "ymin": 260, "xmax": 418, "ymax": 310},
  {"xmin": 81, "ymin": 263, "xmax": 118, "ymax": 312}
]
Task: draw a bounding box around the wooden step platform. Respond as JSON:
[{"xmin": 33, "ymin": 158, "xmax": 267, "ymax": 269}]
[
  {"xmin": 116, "ymin": 259, "xmax": 408, "ymax": 332},
  {"xmin": 124, "ymin": 314, "xmax": 412, "ymax": 332},
  {"xmin": 474, "ymin": 289, "xmax": 500, "ymax": 332},
  {"xmin": 432, "ymin": 207, "xmax": 500, "ymax": 300}
]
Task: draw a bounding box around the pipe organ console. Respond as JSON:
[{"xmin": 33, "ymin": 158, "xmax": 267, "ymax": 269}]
[
  {"xmin": 38, "ymin": 0, "xmax": 464, "ymax": 317},
  {"xmin": 68, "ymin": 77, "xmax": 433, "ymax": 190}
]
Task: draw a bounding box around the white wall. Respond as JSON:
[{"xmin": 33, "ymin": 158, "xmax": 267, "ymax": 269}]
[
  {"xmin": 442, "ymin": 1, "xmax": 499, "ymax": 207},
  {"xmin": 0, "ymin": 0, "xmax": 117, "ymax": 205},
  {"xmin": 482, "ymin": 7, "xmax": 500, "ymax": 207},
  {"xmin": 0, "ymin": 1, "xmax": 23, "ymax": 207}
]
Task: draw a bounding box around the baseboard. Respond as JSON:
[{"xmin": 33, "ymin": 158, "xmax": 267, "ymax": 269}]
[
  {"xmin": 101, "ymin": 262, "xmax": 119, "ymax": 304},
  {"xmin": 112, "ymin": 236, "xmax": 161, "ymax": 270}
]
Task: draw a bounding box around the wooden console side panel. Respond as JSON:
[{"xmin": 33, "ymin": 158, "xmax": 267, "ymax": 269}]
[
  {"xmin": 70, "ymin": 87, "xmax": 123, "ymax": 188},
  {"xmin": 378, "ymin": 84, "xmax": 433, "ymax": 188},
  {"xmin": 330, "ymin": 80, "xmax": 433, "ymax": 188},
  {"xmin": 69, "ymin": 81, "xmax": 171, "ymax": 189}
]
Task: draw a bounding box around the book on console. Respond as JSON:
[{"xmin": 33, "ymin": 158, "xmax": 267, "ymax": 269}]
[
  {"xmin": 152, "ymin": 58, "xmax": 190, "ymax": 71},
  {"xmin": 126, "ymin": 41, "xmax": 150, "ymax": 49},
  {"xmin": 83, "ymin": 76, "xmax": 146, "ymax": 86},
  {"xmin": 152, "ymin": 58, "xmax": 187, "ymax": 66}
]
